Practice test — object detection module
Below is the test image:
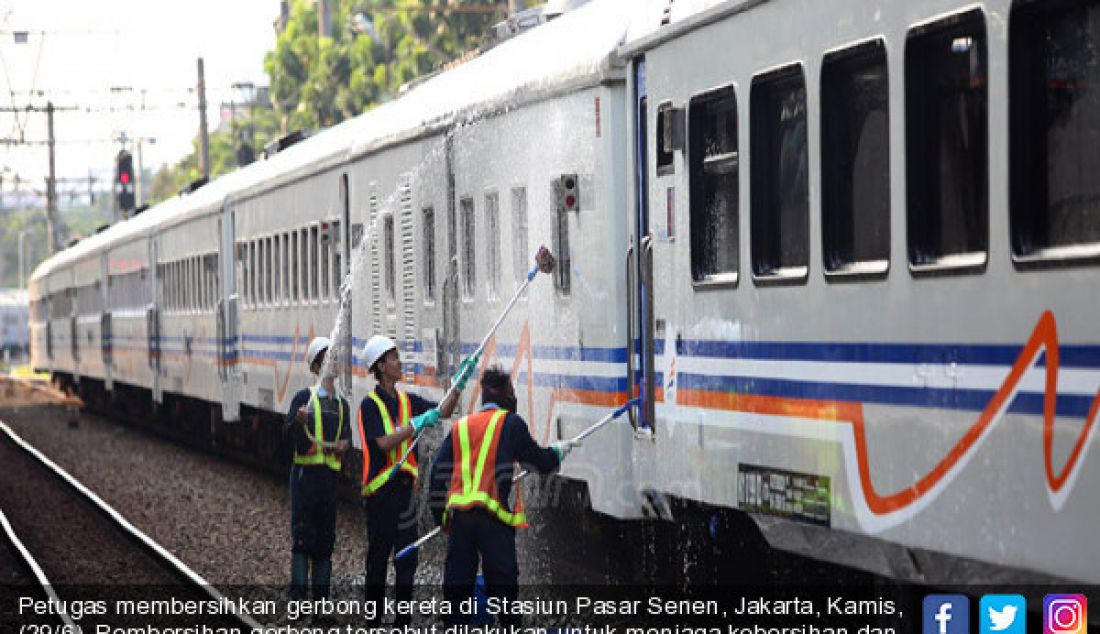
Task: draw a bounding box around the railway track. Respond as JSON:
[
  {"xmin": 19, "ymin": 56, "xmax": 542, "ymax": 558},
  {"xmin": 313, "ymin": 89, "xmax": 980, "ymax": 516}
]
[{"xmin": 0, "ymin": 420, "xmax": 264, "ymax": 631}]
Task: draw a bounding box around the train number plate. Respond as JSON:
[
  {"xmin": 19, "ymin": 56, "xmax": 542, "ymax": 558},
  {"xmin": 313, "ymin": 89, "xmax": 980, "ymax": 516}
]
[{"xmin": 737, "ymin": 463, "xmax": 830, "ymax": 527}]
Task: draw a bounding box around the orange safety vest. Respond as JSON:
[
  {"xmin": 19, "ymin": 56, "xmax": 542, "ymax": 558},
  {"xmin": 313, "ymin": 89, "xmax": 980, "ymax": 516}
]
[
  {"xmin": 358, "ymin": 389, "xmax": 419, "ymax": 496},
  {"xmin": 293, "ymin": 386, "xmax": 344, "ymax": 472},
  {"xmin": 444, "ymin": 409, "xmax": 527, "ymax": 528}
]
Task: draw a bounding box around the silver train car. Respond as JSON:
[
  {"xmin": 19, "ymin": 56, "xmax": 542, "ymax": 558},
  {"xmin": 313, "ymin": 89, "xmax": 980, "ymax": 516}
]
[{"xmin": 29, "ymin": 0, "xmax": 1100, "ymax": 583}]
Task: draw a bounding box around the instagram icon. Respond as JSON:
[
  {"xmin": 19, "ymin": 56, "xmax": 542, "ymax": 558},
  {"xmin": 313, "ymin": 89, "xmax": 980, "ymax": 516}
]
[{"xmin": 1045, "ymin": 595, "xmax": 1087, "ymax": 634}]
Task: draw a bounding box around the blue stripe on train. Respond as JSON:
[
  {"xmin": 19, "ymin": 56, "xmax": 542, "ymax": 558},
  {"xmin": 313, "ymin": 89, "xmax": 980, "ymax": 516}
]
[{"xmin": 676, "ymin": 373, "xmax": 1095, "ymax": 418}]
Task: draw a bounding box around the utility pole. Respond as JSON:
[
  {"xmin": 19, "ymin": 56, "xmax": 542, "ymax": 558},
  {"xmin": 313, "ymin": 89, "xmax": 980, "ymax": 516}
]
[
  {"xmin": 197, "ymin": 57, "xmax": 210, "ymax": 180},
  {"xmin": 46, "ymin": 101, "xmax": 60, "ymax": 254},
  {"xmin": 318, "ymin": 0, "xmax": 332, "ymax": 38}
]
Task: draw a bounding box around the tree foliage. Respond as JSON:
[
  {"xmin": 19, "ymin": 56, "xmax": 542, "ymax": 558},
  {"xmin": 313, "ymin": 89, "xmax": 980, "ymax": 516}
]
[
  {"xmin": 148, "ymin": 0, "xmax": 502, "ymax": 206},
  {"xmin": 266, "ymin": 0, "xmax": 503, "ymax": 131}
]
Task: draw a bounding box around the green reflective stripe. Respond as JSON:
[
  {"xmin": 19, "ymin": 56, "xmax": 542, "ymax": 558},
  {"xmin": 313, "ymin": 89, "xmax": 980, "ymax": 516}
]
[
  {"xmin": 448, "ymin": 490, "xmax": 526, "ymax": 526},
  {"xmin": 470, "ymin": 413, "xmax": 501, "ymax": 494},
  {"xmin": 446, "ymin": 410, "xmax": 524, "ymax": 527},
  {"xmin": 361, "ymin": 390, "xmax": 416, "ymax": 495},
  {"xmin": 324, "ymin": 398, "xmax": 344, "ymax": 471},
  {"xmin": 457, "ymin": 417, "xmax": 473, "ymax": 494},
  {"xmin": 294, "ymin": 386, "xmax": 342, "ymax": 470}
]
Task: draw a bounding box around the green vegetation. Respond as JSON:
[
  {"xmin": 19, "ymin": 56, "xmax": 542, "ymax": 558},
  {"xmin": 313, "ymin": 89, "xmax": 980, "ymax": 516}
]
[
  {"xmin": 0, "ymin": 202, "xmax": 113, "ymax": 288},
  {"xmin": 1, "ymin": 0, "xmax": 511, "ymax": 283},
  {"xmin": 150, "ymin": 0, "xmax": 504, "ymax": 204}
]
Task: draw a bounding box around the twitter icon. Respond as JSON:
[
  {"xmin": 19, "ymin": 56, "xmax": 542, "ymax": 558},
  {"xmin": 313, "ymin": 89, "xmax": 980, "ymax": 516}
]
[{"xmin": 981, "ymin": 595, "xmax": 1027, "ymax": 634}]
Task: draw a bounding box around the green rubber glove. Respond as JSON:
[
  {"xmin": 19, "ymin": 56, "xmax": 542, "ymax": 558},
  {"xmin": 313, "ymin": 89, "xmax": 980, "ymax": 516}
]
[
  {"xmin": 411, "ymin": 408, "xmax": 441, "ymax": 433},
  {"xmin": 551, "ymin": 439, "xmax": 580, "ymax": 462},
  {"xmin": 453, "ymin": 352, "xmax": 481, "ymax": 391}
]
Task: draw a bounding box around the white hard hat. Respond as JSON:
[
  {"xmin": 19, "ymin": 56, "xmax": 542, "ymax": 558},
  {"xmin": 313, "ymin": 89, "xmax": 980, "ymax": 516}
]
[
  {"xmin": 306, "ymin": 336, "xmax": 331, "ymax": 370},
  {"xmin": 362, "ymin": 335, "xmax": 397, "ymax": 370}
]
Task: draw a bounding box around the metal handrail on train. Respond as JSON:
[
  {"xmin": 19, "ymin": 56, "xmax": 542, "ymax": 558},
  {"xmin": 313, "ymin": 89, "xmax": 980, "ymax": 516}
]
[{"xmin": 625, "ymin": 241, "xmax": 636, "ymax": 430}]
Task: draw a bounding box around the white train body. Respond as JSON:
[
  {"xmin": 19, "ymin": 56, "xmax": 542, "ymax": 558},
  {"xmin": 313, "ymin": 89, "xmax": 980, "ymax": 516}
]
[{"xmin": 28, "ymin": 0, "xmax": 1100, "ymax": 583}]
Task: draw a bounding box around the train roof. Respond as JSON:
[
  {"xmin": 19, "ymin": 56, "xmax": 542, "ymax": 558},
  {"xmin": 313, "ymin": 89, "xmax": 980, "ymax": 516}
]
[{"xmin": 29, "ymin": 0, "xmax": 656, "ymax": 286}]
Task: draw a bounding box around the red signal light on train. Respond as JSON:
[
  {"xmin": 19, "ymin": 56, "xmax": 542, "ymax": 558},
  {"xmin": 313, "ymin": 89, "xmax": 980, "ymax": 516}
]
[{"xmin": 558, "ymin": 173, "xmax": 579, "ymax": 212}]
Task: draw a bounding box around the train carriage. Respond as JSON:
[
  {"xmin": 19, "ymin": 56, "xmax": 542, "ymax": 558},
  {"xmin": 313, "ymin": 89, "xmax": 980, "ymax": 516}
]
[
  {"xmin": 27, "ymin": 0, "xmax": 1099, "ymax": 585},
  {"xmin": 618, "ymin": 0, "xmax": 1100, "ymax": 582}
]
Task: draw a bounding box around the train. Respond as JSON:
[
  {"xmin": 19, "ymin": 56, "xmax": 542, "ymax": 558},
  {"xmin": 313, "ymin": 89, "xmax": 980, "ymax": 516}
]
[
  {"xmin": 1, "ymin": 289, "xmax": 30, "ymax": 362},
  {"xmin": 28, "ymin": 0, "xmax": 1100, "ymax": 584}
]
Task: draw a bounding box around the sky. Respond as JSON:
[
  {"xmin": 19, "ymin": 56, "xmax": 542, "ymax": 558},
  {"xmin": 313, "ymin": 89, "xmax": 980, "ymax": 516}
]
[{"xmin": 0, "ymin": 0, "xmax": 278, "ymax": 201}]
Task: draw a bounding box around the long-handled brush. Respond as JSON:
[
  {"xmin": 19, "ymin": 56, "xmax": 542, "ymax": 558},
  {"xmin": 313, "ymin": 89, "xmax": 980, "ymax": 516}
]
[
  {"xmin": 385, "ymin": 246, "xmax": 556, "ymax": 481},
  {"xmin": 393, "ymin": 398, "xmax": 638, "ymax": 561}
]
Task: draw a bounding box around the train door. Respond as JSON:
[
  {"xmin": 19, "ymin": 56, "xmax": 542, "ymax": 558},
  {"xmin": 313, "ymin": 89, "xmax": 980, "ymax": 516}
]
[
  {"xmin": 148, "ymin": 238, "xmax": 162, "ymax": 405},
  {"xmin": 101, "ymin": 252, "xmax": 113, "ymax": 393},
  {"xmin": 217, "ymin": 196, "xmax": 241, "ymax": 422},
  {"xmin": 628, "ymin": 56, "xmax": 656, "ymax": 433}
]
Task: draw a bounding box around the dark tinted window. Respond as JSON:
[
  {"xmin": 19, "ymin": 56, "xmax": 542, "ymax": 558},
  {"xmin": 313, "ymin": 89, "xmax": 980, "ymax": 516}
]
[
  {"xmin": 751, "ymin": 64, "xmax": 809, "ymax": 282},
  {"xmin": 821, "ymin": 40, "xmax": 890, "ymax": 277},
  {"xmin": 384, "ymin": 215, "xmax": 396, "ymax": 302},
  {"xmin": 423, "ymin": 207, "xmax": 436, "ymax": 301},
  {"xmin": 461, "ymin": 197, "xmax": 476, "ymax": 298},
  {"xmin": 657, "ymin": 101, "xmax": 675, "ymax": 174},
  {"xmin": 1010, "ymin": 0, "xmax": 1100, "ymax": 264},
  {"xmin": 689, "ymin": 85, "xmax": 739, "ymax": 284},
  {"xmin": 905, "ymin": 10, "xmax": 988, "ymax": 272}
]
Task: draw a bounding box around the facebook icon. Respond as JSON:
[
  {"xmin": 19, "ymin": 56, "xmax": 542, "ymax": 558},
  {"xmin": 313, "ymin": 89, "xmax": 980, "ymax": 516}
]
[{"xmin": 924, "ymin": 595, "xmax": 970, "ymax": 634}]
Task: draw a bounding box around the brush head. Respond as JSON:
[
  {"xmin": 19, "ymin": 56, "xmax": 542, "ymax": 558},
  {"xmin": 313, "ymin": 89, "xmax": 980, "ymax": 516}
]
[{"xmin": 534, "ymin": 245, "xmax": 556, "ymax": 274}]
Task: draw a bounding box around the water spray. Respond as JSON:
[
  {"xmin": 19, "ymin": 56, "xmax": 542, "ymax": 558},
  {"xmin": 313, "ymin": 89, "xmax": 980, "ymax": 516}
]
[
  {"xmin": 393, "ymin": 398, "xmax": 639, "ymax": 562},
  {"xmin": 384, "ymin": 245, "xmax": 557, "ymax": 482}
]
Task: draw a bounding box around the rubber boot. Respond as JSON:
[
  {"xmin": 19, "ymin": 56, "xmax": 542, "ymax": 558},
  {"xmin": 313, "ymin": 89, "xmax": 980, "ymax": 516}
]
[
  {"xmin": 290, "ymin": 552, "xmax": 309, "ymax": 600},
  {"xmin": 312, "ymin": 558, "xmax": 332, "ymax": 601}
]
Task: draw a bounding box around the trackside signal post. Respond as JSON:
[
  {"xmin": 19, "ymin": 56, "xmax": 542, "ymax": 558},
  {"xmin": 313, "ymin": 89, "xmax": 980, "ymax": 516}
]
[{"xmin": 116, "ymin": 150, "xmax": 135, "ymax": 220}]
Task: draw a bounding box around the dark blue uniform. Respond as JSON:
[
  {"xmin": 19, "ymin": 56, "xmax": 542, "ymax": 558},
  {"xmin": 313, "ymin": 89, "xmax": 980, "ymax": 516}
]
[
  {"xmin": 428, "ymin": 403, "xmax": 560, "ymax": 626},
  {"xmin": 283, "ymin": 387, "xmax": 350, "ymax": 600},
  {"xmin": 358, "ymin": 386, "xmax": 435, "ymax": 624}
]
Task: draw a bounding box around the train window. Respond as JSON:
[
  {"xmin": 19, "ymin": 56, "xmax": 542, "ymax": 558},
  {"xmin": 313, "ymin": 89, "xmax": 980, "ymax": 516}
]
[
  {"xmin": 656, "ymin": 100, "xmax": 677, "ymax": 175},
  {"xmin": 821, "ymin": 39, "xmax": 891, "ymax": 278},
  {"xmin": 261, "ymin": 239, "xmax": 270, "ymax": 306},
  {"xmin": 331, "ymin": 221, "xmax": 341, "ymax": 298},
  {"xmin": 320, "ymin": 228, "xmax": 330, "ymax": 301},
  {"xmin": 688, "ymin": 84, "xmax": 739, "ymax": 285},
  {"xmin": 266, "ymin": 237, "xmax": 275, "ymax": 305},
  {"xmin": 310, "ymin": 225, "xmax": 319, "ymax": 301},
  {"xmin": 286, "ymin": 233, "xmax": 294, "ymax": 303},
  {"xmin": 1010, "ymin": 0, "xmax": 1100, "ymax": 265},
  {"xmin": 423, "ymin": 206, "xmax": 436, "ymax": 302},
  {"xmin": 195, "ymin": 257, "xmax": 202, "ymax": 310},
  {"xmin": 300, "ymin": 228, "xmax": 309, "ymax": 301},
  {"xmin": 461, "ymin": 197, "xmax": 476, "ymax": 299},
  {"xmin": 905, "ymin": 9, "xmax": 988, "ymax": 274},
  {"xmin": 190, "ymin": 257, "xmax": 197, "ymax": 311},
  {"xmin": 511, "ymin": 187, "xmax": 529, "ymax": 290},
  {"xmin": 751, "ymin": 64, "xmax": 810, "ymax": 284},
  {"xmin": 289, "ymin": 232, "xmax": 298, "ymax": 302},
  {"xmin": 249, "ymin": 241, "xmax": 258, "ymax": 307},
  {"xmin": 486, "ymin": 192, "xmax": 500, "ymax": 300},
  {"xmin": 193, "ymin": 257, "xmax": 200, "ymax": 310},
  {"xmin": 551, "ymin": 185, "xmax": 571, "ymax": 294},
  {"xmin": 272, "ymin": 235, "xmax": 281, "ymax": 303},
  {"xmin": 384, "ymin": 215, "xmax": 396, "ymax": 304}
]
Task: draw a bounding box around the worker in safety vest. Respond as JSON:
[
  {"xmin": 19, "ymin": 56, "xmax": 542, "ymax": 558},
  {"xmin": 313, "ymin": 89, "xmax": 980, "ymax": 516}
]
[
  {"xmin": 427, "ymin": 366, "xmax": 579, "ymax": 626},
  {"xmin": 282, "ymin": 336, "xmax": 351, "ymax": 601},
  {"xmin": 357, "ymin": 334, "xmax": 473, "ymax": 626}
]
